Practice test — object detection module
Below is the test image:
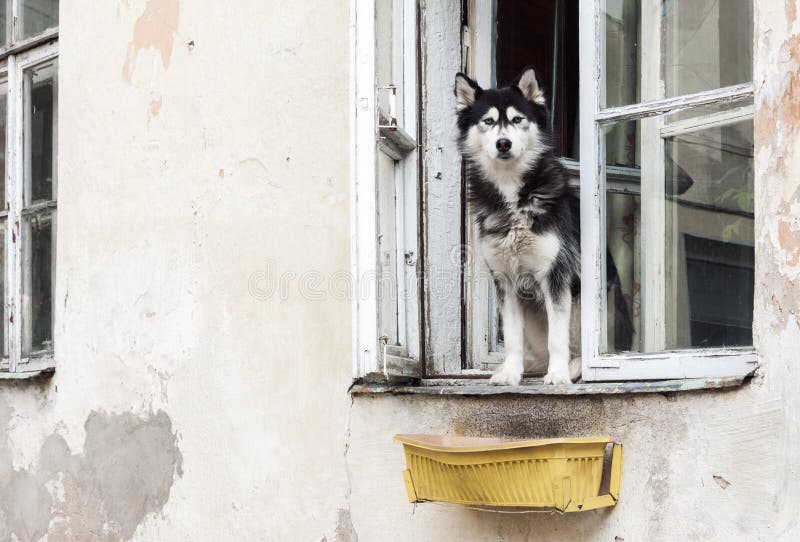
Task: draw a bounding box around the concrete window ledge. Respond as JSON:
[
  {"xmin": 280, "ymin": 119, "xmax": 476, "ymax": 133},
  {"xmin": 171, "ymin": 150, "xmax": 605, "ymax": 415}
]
[
  {"xmin": 350, "ymin": 375, "xmax": 750, "ymax": 396},
  {"xmin": 0, "ymin": 368, "xmax": 55, "ymax": 381}
]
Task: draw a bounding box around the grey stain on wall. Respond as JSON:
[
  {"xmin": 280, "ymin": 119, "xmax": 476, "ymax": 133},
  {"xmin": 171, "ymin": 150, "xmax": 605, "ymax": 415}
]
[
  {"xmin": 334, "ymin": 508, "xmax": 358, "ymax": 542},
  {"xmin": 450, "ymin": 396, "xmax": 608, "ymax": 439},
  {"xmin": 0, "ymin": 404, "xmax": 183, "ymax": 541}
]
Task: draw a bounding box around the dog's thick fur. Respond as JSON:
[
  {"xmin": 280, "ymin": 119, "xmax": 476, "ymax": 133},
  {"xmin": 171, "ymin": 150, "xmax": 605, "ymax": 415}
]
[{"xmin": 455, "ymin": 67, "xmax": 582, "ymax": 385}]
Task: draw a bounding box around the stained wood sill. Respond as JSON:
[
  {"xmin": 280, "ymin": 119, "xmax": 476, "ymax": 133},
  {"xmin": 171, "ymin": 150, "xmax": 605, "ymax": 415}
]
[{"xmin": 350, "ymin": 375, "xmax": 750, "ymax": 396}]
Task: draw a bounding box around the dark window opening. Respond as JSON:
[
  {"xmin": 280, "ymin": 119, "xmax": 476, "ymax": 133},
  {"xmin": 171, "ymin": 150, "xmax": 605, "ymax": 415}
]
[{"xmin": 495, "ymin": 0, "xmax": 579, "ymax": 160}]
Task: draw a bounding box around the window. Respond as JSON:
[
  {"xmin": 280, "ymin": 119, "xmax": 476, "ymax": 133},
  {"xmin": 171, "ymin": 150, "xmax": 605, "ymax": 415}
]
[
  {"xmin": 351, "ymin": 0, "xmax": 756, "ymax": 383},
  {"xmin": 580, "ymin": 0, "xmax": 755, "ymax": 380},
  {"xmin": 0, "ymin": 0, "xmax": 58, "ymax": 375},
  {"xmin": 352, "ymin": 0, "xmax": 419, "ymax": 379}
]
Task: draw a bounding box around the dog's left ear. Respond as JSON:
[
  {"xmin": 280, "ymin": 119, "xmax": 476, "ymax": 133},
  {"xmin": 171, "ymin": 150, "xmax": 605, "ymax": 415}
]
[
  {"xmin": 513, "ymin": 67, "xmax": 546, "ymax": 105},
  {"xmin": 454, "ymin": 73, "xmax": 482, "ymax": 111}
]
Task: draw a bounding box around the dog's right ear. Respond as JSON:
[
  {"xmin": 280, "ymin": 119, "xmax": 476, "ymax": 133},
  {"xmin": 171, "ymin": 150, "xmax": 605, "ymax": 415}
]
[
  {"xmin": 513, "ymin": 66, "xmax": 546, "ymax": 105},
  {"xmin": 454, "ymin": 73, "xmax": 482, "ymax": 111}
]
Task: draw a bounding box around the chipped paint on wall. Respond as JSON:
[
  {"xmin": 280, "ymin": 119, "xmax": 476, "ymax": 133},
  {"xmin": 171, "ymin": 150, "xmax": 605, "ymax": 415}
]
[
  {"xmin": 149, "ymin": 96, "xmax": 163, "ymax": 118},
  {"xmin": 0, "ymin": 402, "xmax": 182, "ymax": 542},
  {"xmin": 122, "ymin": 0, "xmax": 180, "ymax": 84}
]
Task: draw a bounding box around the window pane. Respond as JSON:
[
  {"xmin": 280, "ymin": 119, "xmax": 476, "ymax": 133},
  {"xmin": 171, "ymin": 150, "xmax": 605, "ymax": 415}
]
[
  {"xmin": 605, "ymin": 188, "xmax": 641, "ymax": 353},
  {"xmin": 23, "ymin": 210, "xmax": 54, "ymax": 354},
  {"xmin": 0, "ymin": 220, "xmax": 5, "ymax": 358},
  {"xmin": 21, "ymin": 0, "xmax": 58, "ymax": 39},
  {"xmin": 376, "ymin": 0, "xmax": 404, "ymax": 127},
  {"xmin": 0, "ymin": 77, "xmax": 7, "ymax": 210},
  {"xmin": 603, "ymin": 0, "xmax": 753, "ymax": 107},
  {"xmin": 603, "ymin": 100, "xmax": 753, "ymax": 353},
  {"xmin": 0, "ymin": 1, "xmax": 7, "ymax": 45},
  {"xmin": 377, "ymin": 151, "xmax": 399, "ymax": 346},
  {"xmin": 24, "ymin": 58, "xmax": 57, "ymax": 205},
  {"xmin": 664, "ymin": 114, "xmax": 754, "ymax": 349}
]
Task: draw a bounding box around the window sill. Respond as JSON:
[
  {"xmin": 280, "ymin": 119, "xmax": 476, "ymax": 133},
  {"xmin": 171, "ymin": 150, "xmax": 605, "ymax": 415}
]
[
  {"xmin": 350, "ymin": 374, "xmax": 751, "ymax": 396},
  {"xmin": 0, "ymin": 368, "xmax": 54, "ymax": 381}
]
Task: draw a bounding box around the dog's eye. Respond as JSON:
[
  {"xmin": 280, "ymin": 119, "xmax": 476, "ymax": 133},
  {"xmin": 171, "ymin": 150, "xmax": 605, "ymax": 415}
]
[
  {"xmin": 483, "ymin": 118, "xmax": 495, "ymax": 126},
  {"xmin": 512, "ymin": 116, "xmax": 524, "ymax": 124}
]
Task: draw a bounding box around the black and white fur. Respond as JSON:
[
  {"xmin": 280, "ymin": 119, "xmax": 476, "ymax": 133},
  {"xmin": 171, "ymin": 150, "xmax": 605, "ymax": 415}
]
[{"xmin": 455, "ymin": 67, "xmax": 581, "ymax": 386}]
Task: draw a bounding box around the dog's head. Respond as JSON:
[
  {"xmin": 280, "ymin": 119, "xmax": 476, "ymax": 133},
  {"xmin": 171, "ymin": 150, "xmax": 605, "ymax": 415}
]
[{"xmin": 454, "ymin": 67, "xmax": 550, "ymax": 173}]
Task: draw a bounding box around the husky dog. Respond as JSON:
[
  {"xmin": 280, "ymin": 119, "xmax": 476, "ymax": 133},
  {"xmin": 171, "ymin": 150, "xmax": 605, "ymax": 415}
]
[{"xmin": 454, "ymin": 67, "xmax": 582, "ymax": 386}]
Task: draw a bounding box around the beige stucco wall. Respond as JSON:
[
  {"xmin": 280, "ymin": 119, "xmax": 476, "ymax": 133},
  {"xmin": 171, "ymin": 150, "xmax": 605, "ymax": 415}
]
[{"xmin": 0, "ymin": 0, "xmax": 798, "ymax": 540}]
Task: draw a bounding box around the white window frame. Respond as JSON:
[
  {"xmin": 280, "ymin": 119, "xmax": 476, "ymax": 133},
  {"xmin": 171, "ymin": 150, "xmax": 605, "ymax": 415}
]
[
  {"xmin": 578, "ymin": 0, "xmax": 757, "ymax": 381},
  {"xmin": 0, "ymin": 3, "xmax": 58, "ymax": 376},
  {"xmin": 351, "ymin": 0, "xmax": 419, "ymax": 379}
]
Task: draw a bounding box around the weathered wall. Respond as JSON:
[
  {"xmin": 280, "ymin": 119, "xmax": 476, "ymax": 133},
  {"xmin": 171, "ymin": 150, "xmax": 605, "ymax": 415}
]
[
  {"xmin": 1, "ymin": 0, "xmax": 353, "ymax": 539},
  {"xmin": 0, "ymin": 0, "xmax": 798, "ymax": 541}
]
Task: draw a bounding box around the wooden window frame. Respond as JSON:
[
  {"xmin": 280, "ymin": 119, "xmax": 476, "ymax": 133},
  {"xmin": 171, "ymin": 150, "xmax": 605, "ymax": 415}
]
[{"xmin": 0, "ymin": 2, "xmax": 58, "ymax": 376}]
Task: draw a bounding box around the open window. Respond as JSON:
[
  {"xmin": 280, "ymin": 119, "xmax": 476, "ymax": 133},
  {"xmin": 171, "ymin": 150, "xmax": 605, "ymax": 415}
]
[
  {"xmin": 351, "ymin": 0, "xmax": 756, "ymax": 384},
  {"xmin": 352, "ymin": 0, "xmax": 419, "ymax": 379}
]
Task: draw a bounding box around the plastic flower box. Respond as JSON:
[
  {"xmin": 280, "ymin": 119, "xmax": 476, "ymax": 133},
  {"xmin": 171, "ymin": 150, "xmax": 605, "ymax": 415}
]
[{"xmin": 394, "ymin": 434, "xmax": 622, "ymax": 512}]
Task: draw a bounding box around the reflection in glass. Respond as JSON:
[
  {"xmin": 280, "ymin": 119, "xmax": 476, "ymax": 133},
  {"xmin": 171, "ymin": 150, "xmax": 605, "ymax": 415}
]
[
  {"xmin": 24, "ymin": 58, "xmax": 57, "ymax": 205},
  {"xmin": 0, "ymin": 1, "xmax": 7, "ymax": 45},
  {"xmin": 606, "ymin": 190, "xmax": 641, "ymax": 353},
  {"xmin": 603, "ymin": 0, "xmax": 753, "ymax": 107},
  {"xmin": 0, "ymin": 221, "xmax": 5, "ymax": 358},
  {"xmin": 0, "ymin": 78, "xmax": 6, "ymax": 210},
  {"xmin": 604, "ymin": 0, "xmax": 640, "ymax": 107},
  {"xmin": 24, "ymin": 211, "xmax": 54, "ymax": 354},
  {"xmin": 376, "ymin": 0, "xmax": 403, "ymax": 126},
  {"xmin": 664, "ymin": 116, "xmax": 754, "ymax": 349},
  {"xmin": 22, "ymin": 0, "xmax": 58, "ymax": 39},
  {"xmin": 603, "ymin": 102, "xmax": 754, "ymax": 353},
  {"xmin": 377, "ymin": 151, "xmax": 399, "ymax": 346}
]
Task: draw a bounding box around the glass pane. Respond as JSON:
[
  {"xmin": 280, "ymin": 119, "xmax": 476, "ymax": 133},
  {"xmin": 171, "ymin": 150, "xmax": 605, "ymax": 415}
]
[
  {"xmin": 664, "ymin": 117, "xmax": 754, "ymax": 349},
  {"xmin": 21, "ymin": 0, "xmax": 58, "ymax": 39},
  {"xmin": 603, "ymin": 0, "xmax": 753, "ymax": 107},
  {"xmin": 376, "ymin": 151, "xmax": 399, "ymax": 346},
  {"xmin": 0, "ymin": 220, "xmax": 5, "ymax": 358},
  {"xmin": 0, "ymin": 0, "xmax": 7, "ymax": 46},
  {"xmin": 375, "ymin": 0, "xmax": 405, "ymax": 128},
  {"xmin": 606, "ymin": 189, "xmax": 641, "ymax": 353},
  {"xmin": 24, "ymin": 58, "xmax": 57, "ymax": 205},
  {"xmin": 603, "ymin": 101, "xmax": 753, "ymax": 353},
  {"xmin": 0, "ymin": 77, "xmax": 6, "ymax": 210},
  {"xmin": 23, "ymin": 210, "xmax": 54, "ymax": 354}
]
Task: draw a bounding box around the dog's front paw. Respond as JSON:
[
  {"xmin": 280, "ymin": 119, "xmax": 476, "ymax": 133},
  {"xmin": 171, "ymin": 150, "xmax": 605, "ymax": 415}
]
[
  {"xmin": 543, "ymin": 370, "xmax": 572, "ymax": 386},
  {"xmin": 490, "ymin": 367, "xmax": 523, "ymax": 386}
]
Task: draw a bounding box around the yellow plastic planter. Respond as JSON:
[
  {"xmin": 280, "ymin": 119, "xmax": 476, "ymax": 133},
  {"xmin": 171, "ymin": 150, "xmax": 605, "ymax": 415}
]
[{"xmin": 394, "ymin": 434, "xmax": 622, "ymax": 512}]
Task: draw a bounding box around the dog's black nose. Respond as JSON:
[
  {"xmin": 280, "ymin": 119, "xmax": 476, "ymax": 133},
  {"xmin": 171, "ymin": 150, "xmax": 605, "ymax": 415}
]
[{"xmin": 496, "ymin": 138, "xmax": 512, "ymax": 153}]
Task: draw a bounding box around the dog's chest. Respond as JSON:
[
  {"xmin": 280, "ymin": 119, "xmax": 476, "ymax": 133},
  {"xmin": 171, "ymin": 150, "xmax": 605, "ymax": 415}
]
[{"xmin": 480, "ymin": 208, "xmax": 560, "ymax": 280}]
